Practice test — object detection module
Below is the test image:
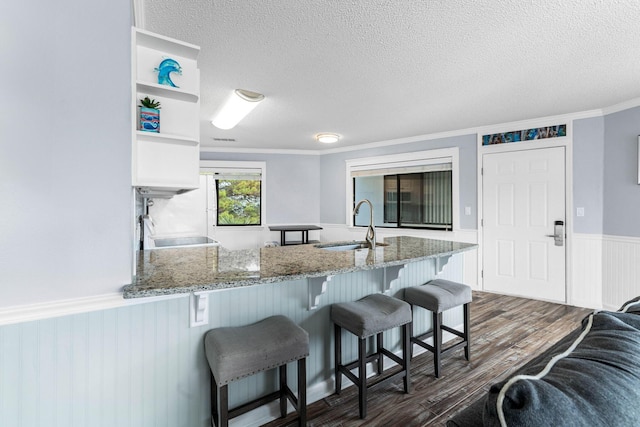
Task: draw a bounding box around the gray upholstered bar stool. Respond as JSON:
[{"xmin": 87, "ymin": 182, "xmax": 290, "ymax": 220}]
[
  {"xmin": 331, "ymin": 293, "xmax": 412, "ymax": 419},
  {"xmin": 404, "ymin": 279, "xmax": 471, "ymax": 378},
  {"xmin": 204, "ymin": 315, "xmax": 309, "ymax": 427}
]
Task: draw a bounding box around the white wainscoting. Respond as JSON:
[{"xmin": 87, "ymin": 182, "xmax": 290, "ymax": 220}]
[
  {"xmin": 0, "ymin": 295, "xmax": 211, "ymax": 427},
  {"xmin": 571, "ymin": 233, "xmax": 603, "ymax": 309},
  {"xmin": 602, "ymin": 234, "xmax": 640, "ymax": 310},
  {"xmin": 571, "ymin": 233, "xmax": 640, "ymax": 311}
]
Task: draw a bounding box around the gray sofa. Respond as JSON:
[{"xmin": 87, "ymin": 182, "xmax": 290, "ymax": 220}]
[{"xmin": 447, "ymin": 296, "xmax": 640, "ymax": 427}]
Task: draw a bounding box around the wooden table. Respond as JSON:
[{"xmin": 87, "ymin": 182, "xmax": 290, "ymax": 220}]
[{"xmin": 268, "ymin": 225, "xmax": 323, "ymax": 246}]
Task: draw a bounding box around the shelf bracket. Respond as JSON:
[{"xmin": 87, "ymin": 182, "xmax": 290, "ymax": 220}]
[
  {"xmin": 383, "ymin": 264, "xmax": 407, "ymax": 294},
  {"xmin": 308, "ymin": 275, "xmax": 333, "ymax": 310},
  {"xmin": 435, "ymin": 255, "xmax": 452, "ymax": 275}
]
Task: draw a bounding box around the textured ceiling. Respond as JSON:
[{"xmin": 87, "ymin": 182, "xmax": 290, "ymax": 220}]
[{"xmin": 142, "ymin": 0, "xmax": 640, "ymax": 151}]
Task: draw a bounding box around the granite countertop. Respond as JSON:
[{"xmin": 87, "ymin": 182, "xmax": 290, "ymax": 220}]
[{"xmin": 123, "ymin": 236, "xmax": 477, "ymax": 298}]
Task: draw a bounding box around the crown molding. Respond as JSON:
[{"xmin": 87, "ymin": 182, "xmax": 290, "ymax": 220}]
[
  {"xmin": 200, "ymin": 146, "xmax": 321, "ymax": 156},
  {"xmin": 601, "ymin": 97, "xmax": 640, "ymax": 115}
]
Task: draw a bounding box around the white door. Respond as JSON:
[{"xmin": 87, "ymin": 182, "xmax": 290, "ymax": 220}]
[{"xmin": 482, "ymin": 147, "xmax": 566, "ymax": 302}]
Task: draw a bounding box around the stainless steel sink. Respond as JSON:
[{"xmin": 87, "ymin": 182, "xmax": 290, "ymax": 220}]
[
  {"xmin": 314, "ymin": 241, "xmax": 389, "ymax": 251},
  {"xmin": 152, "ymin": 236, "xmax": 220, "ymax": 249}
]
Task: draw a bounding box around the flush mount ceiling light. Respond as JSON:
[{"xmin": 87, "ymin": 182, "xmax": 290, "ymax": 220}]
[
  {"xmin": 211, "ymin": 89, "xmax": 265, "ymax": 130},
  {"xmin": 315, "ymin": 133, "xmax": 340, "ymax": 144}
]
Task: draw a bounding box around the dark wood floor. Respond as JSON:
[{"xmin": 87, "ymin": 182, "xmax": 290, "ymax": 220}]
[{"xmin": 263, "ymin": 291, "xmax": 592, "ymax": 427}]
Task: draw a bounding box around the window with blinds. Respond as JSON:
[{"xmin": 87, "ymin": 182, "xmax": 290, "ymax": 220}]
[
  {"xmin": 349, "ymin": 150, "xmax": 456, "ymax": 231},
  {"xmin": 381, "ymin": 171, "xmax": 452, "ymax": 229}
]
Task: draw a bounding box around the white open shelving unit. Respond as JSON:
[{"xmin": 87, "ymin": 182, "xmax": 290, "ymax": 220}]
[{"xmin": 131, "ymin": 27, "xmax": 201, "ymax": 192}]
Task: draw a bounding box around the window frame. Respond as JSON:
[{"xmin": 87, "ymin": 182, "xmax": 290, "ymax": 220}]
[
  {"xmin": 345, "ymin": 148, "xmax": 460, "ymax": 231},
  {"xmin": 200, "ymin": 160, "xmax": 267, "ymax": 227}
]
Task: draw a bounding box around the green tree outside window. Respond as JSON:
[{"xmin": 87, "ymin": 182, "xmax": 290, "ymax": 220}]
[{"xmin": 216, "ymin": 179, "xmax": 261, "ymax": 225}]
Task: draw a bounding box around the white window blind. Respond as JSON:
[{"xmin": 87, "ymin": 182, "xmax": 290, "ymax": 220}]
[
  {"xmin": 351, "ymin": 162, "xmax": 452, "ymax": 177},
  {"xmin": 200, "ymin": 168, "xmax": 262, "ymax": 181}
]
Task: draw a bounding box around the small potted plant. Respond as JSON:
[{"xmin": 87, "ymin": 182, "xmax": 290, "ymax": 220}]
[{"xmin": 139, "ymin": 96, "xmax": 161, "ymax": 133}]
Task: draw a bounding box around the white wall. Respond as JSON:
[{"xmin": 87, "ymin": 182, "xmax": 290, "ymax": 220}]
[{"xmin": 0, "ymin": 0, "xmax": 133, "ymax": 308}]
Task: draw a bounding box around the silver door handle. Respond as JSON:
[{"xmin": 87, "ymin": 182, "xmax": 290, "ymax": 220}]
[{"xmin": 546, "ymin": 220, "xmax": 564, "ymax": 246}]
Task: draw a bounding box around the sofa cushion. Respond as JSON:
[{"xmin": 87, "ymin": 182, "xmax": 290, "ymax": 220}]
[{"xmin": 482, "ymin": 298, "xmax": 640, "ymax": 427}]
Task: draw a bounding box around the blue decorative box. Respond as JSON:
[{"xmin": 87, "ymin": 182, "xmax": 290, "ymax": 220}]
[{"xmin": 139, "ymin": 107, "xmax": 160, "ymax": 133}]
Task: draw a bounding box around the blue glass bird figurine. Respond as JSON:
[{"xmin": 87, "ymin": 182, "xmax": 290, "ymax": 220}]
[{"xmin": 155, "ymin": 58, "xmax": 182, "ymax": 88}]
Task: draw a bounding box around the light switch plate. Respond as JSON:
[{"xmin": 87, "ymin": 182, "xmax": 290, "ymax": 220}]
[
  {"xmin": 576, "ymin": 207, "xmax": 585, "ymax": 217},
  {"xmin": 190, "ymin": 292, "xmax": 209, "ymax": 327}
]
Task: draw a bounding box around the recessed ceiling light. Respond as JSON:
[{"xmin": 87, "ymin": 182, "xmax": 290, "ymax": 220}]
[{"xmin": 316, "ymin": 133, "xmax": 340, "ymax": 143}]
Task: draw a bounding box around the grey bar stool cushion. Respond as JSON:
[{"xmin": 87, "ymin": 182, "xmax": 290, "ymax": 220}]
[
  {"xmin": 404, "ymin": 279, "xmax": 472, "ymax": 313},
  {"xmin": 204, "ymin": 315, "xmax": 309, "ymax": 386},
  {"xmin": 331, "ymin": 293, "xmax": 412, "ymax": 338}
]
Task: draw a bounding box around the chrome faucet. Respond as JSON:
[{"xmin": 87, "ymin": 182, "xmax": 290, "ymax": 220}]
[{"xmin": 353, "ymin": 199, "xmax": 376, "ymax": 250}]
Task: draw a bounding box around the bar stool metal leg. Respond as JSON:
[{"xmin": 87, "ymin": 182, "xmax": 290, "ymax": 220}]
[
  {"xmin": 279, "ymin": 365, "xmax": 287, "ymax": 417},
  {"xmin": 298, "ymin": 358, "xmax": 307, "ymax": 426},
  {"xmin": 219, "ymin": 384, "xmax": 229, "ymax": 427},
  {"xmin": 464, "ymin": 303, "xmax": 471, "ymax": 361},
  {"xmin": 211, "ymin": 372, "xmax": 219, "ymax": 426},
  {"xmin": 402, "ymin": 323, "xmax": 411, "ymax": 393},
  {"xmin": 408, "ymin": 318, "xmax": 415, "ymax": 359},
  {"xmin": 376, "ymin": 332, "xmax": 384, "ymax": 374},
  {"xmin": 433, "ymin": 311, "xmax": 443, "ymax": 378},
  {"xmin": 334, "ymin": 324, "xmax": 342, "ymax": 394},
  {"xmin": 358, "ymin": 337, "xmax": 367, "ymax": 419}
]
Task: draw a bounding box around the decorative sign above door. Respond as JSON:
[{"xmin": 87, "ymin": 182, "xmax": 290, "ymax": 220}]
[{"xmin": 482, "ymin": 124, "xmax": 566, "ymax": 146}]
